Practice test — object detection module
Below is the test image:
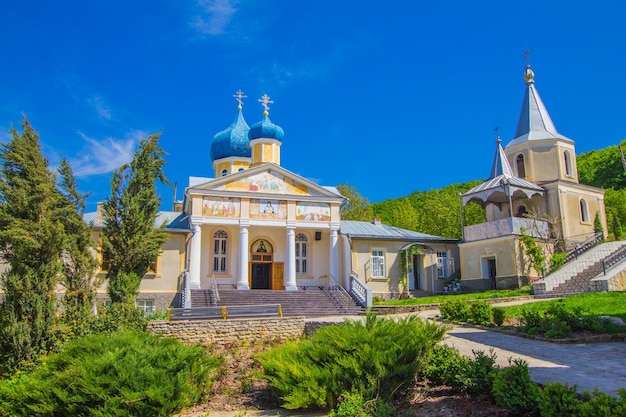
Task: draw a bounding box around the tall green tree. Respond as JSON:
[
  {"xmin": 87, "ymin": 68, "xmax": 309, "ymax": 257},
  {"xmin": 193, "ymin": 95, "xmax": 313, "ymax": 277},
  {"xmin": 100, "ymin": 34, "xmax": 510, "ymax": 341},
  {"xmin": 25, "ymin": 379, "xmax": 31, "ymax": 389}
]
[
  {"xmin": 0, "ymin": 118, "xmax": 65, "ymax": 372},
  {"xmin": 57, "ymin": 157, "xmax": 98, "ymax": 319},
  {"xmin": 102, "ymin": 134, "xmax": 169, "ymax": 305},
  {"xmin": 337, "ymin": 183, "xmax": 374, "ymax": 221}
]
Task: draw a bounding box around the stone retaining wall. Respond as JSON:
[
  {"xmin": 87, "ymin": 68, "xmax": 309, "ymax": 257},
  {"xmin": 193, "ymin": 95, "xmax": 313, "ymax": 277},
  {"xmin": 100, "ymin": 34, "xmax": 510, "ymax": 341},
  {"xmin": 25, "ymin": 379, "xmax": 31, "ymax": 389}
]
[{"xmin": 148, "ymin": 317, "xmax": 307, "ymax": 345}]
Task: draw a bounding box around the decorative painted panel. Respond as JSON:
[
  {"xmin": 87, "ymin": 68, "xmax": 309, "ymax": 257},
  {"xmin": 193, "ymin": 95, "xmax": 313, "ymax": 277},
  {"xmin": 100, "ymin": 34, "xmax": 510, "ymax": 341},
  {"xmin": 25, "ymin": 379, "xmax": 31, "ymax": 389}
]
[
  {"xmin": 250, "ymin": 199, "xmax": 287, "ymax": 219},
  {"xmin": 202, "ymin": 197, "xmax": 241, "ymax": 217},
  {"xmin": 296, "ymin": 202, "xmax": 331, "ymax": 221},
  {"xmin": 217, "ymin": 171, "xmax": 319, "ymax": 196}
]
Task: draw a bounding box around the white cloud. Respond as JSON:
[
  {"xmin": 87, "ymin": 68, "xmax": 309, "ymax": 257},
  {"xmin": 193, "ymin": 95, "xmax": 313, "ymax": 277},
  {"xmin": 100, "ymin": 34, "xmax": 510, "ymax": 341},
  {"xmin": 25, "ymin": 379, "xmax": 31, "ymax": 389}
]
[
  {"xmin": 86, "ymin": 95, "xmax": 113, "ymax": 120},
  {"xmin": 190, "ymin": 0, "xmax": 237, "ymax": 36},
  {"xmin": 70, "ymin": 130, "xmax": 147, "ymax": 177}
]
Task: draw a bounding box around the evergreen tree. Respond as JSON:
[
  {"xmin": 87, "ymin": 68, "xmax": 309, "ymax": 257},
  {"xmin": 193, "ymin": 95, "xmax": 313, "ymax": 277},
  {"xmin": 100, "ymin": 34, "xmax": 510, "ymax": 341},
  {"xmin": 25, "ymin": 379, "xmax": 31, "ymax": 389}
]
[
  {"xmin": 57, "ymin": 157, "xmax": 99, "ymax": 319},
  {"xmin": 0, "ymin": 118, "xmax": 64, "ymax": 372},
  {"xmin": 102, "ymin": 134, "xmax": 169, "ymax": 305}
]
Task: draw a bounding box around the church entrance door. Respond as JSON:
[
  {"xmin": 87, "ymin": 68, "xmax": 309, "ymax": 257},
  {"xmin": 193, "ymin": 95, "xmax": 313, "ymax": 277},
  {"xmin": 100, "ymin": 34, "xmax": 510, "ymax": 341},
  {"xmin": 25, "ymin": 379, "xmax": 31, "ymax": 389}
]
[{"xmin": 251, "ymin": 263, "xmax": 271, "ymax": 289}]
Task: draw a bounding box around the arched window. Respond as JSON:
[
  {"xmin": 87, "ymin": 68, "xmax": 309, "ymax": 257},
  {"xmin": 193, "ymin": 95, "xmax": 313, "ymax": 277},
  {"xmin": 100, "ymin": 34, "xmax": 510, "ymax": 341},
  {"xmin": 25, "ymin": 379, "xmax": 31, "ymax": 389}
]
[
  {"xmin": 295, "ymin": 233, "xmax": 309, "ymax": 275},
  {"xmin": 212, "ymin": 230, "xmax": 228, "ymax": 273},
  {"xmin": 220, "ymin": 169, "xmax": 228, "ymax": 177},
  {"xmin": 516, "ymin": 154, "xmax": 526, "ymax": 178},
  {"xmin": 564, "ymin": 150, "xmax": 572, "ymax": 177},
  {"xmin": 580, "ymin": 199, "xmax": 589, "ymax": 223},
  {"xmin": 517, "ymin": 205, "xmax": 528, "ymax": 217},
  {"xmin": 238, "ymin": 167, "xmax": 245, "ymax": 172}
]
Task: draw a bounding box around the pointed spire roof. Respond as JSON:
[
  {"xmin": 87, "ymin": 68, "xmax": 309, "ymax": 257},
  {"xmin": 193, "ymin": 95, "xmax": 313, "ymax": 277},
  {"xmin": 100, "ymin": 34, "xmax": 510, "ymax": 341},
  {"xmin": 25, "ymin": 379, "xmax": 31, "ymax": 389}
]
[
  {"xmin": 463, "ymin": 137, "xmax": 543, "ymax": 208},
  {"xmin": 506, "ymin": 65, "xmax": 572, "ymax": 148}
]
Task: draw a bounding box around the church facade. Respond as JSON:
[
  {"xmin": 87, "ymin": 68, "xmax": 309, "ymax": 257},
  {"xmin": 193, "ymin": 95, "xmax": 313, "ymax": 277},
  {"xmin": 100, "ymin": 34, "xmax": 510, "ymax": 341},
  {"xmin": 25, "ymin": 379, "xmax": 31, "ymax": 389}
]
[{"xmin": 88, "ymin": 93, "xmax": 459, "ymax": 312}]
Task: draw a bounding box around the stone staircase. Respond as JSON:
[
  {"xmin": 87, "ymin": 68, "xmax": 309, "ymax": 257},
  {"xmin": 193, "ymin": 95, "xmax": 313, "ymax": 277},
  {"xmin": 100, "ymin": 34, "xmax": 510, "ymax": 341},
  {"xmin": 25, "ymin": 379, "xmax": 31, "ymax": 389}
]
[
  {"xmin": 534, "ymin": 241, "xmax": 626, "ymax": 295},
  {"xmin": 190, "ymin": 288, "xmax": 364, "ymax": 318}
]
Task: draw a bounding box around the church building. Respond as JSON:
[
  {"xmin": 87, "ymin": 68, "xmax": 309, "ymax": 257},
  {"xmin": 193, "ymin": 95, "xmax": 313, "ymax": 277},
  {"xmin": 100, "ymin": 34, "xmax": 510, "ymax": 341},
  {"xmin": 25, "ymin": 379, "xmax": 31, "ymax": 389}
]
[
  {"xmin": 459, "ymin": 65, "xmax": 608, "ymax": 290},
  {"xmin": 89, "ymin": 92, "xmax": 459, "ymax": 312}
]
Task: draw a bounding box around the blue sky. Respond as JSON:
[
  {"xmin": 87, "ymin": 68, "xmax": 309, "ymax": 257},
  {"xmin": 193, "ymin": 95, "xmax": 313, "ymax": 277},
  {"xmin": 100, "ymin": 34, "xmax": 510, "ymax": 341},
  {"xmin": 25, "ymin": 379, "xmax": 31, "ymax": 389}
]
[{"xmin": 2, "ymin": 1, "xmax": 625, "ymax": 212}]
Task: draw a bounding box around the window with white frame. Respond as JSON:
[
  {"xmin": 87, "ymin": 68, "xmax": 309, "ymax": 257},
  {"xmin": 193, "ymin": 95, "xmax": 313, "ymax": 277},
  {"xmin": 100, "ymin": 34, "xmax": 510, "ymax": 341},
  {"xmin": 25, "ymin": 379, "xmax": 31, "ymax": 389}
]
[
  {"xmin": 295, "ymin": 233, "xmax": 309, "ymax": 275},
  {"xmin": 221, "ymin": 169, "xmax": 228, "ymax": 177},
  {"xmin": 370, "ymin": 249, "xmax": 386, "ymax": 279},
  {"xmin": 564, "ymin": 150, "xmax": 573, "ymax": 177},
  {"xmin": 136, "ymin": 300, "xmax": 154, "ymax": 315},
  {"xmin": 212, "ymin": 230, "xmax": 228, "ymax": 273},
  {"xmin": 580, "ymin": 199, "xmax": 589, "ymax": 223},
  {"xmin": 516, "ymin": 154, "xmax": 526, "ymax": 178},
  {"xmin": 437, "ymin": 251, "xmax": 451, "ymax": 278}
]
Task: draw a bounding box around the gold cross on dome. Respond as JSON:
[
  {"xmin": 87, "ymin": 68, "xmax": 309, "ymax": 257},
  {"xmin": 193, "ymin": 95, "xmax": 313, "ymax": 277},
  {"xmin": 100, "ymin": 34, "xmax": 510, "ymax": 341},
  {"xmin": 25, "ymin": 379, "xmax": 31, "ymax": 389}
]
[
  {"xmin": 258, "ymin": 94, "xmax": 274, "ymax": 113},
  {"xmin": 233, "ymin": 90, "xmax": 247, "ymax": 108},
  {"xmin": 522, "ymin": 47, "xmax": 532, "ymax": 66}
]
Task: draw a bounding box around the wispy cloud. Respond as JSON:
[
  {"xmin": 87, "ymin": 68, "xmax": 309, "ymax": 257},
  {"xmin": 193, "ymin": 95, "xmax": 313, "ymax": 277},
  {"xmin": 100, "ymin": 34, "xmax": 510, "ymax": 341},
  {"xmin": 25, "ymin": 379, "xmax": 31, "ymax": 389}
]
[
  {"xmin": 190, "ymin": 0, "xmax": 238, "ymax": 36},
  {"xmin": 86, "ymin": 95, "xmax": 113, "ymax": 120},
  {"xmin": 70, "ymin": 130, "xmax": 147, "ymax": 177}
]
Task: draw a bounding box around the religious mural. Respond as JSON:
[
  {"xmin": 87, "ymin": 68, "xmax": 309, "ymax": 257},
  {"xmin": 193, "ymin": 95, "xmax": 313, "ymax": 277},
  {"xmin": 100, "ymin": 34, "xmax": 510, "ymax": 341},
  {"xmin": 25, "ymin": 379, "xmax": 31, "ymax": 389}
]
[
  {"xmin": 296, "ymin": 202, "xmax": 331, "ymax": 222},
  {"xmin": 250, "ymin": 199, "xmax": 287, "ymax": 220},
  {"xmin": 217, "ymin": 171, "xmax": 321, "ymax": 196},
  {"xmin": 202, "ymin": 196, "xmax": 241, "ymax": 217}
]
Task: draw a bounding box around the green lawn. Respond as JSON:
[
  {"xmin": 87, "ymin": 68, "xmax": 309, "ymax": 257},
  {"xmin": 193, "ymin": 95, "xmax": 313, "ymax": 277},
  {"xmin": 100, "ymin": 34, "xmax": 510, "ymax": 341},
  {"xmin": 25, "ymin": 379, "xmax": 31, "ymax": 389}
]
[
  {"xmin": 503, "ymin": 292, "xmax": 626, "ymax": 321},
  {"xmin": 374, "ymin": 287, "xmax": 533, "ymax": 306}
]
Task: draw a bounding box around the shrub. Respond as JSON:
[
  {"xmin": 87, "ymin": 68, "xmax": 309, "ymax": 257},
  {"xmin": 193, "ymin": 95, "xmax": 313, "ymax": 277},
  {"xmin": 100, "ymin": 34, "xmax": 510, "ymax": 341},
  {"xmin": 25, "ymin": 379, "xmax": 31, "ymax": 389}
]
[
  {"xmin": 329, "ymin": 391, "xmax": 396, "ymax": 417},
  {"xmin": 0, "ymin": 330, "xmax": 222, "ymax": 417},
  {"xmin": 491, "ymin": 358, "xmax": 539, "ymax": 413},
  {"xmin": 549, "ymin": 252, "xmax": 567, "ymax": 272},
  {"xmin": 579, "ymin": 388, "xmax": 626, "ymax": 416},
  {"xmin": 519, "ymin": 308, "xmax": 546, "ymax": 335},
  {"xmin": 469, "ymin": 301, "xmax": 492, "ymax": 325},
  {"xmin": 466, "ymin": 349, "xmax": 499, "ymax": 396},
  {"xmin": 439, "ymin": 300, "xmax": 470, "ymax": 322},
  {"xmin": 492, "ymin": 307, "xmax": 506, "ymax": 326},
  {"xmin": 258, "ymin": 312, "xmax": 448, "ymax": 409},
  {"xmin": 537, "ymin": 382, "xmax": 581, "ymax": 417},
  {"xmin": 422, "ymin": 344, "xmax": 472, "ymax": 391}
]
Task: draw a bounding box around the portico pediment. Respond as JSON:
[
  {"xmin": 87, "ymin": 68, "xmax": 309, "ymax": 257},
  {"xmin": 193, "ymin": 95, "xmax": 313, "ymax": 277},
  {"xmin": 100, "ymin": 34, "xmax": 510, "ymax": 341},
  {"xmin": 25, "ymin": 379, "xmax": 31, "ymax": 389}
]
[{"xmin": 189, "ymin": 164, "xmax": 342, "ymax": 199}]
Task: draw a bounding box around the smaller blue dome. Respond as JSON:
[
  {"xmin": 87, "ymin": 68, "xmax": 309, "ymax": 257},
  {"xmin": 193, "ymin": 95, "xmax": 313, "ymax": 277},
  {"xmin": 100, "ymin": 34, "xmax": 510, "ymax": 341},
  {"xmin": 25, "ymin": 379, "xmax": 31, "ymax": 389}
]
[
  {"xmin": 248, "ymin": 115, "xmax": 284, "ymax": 142},
  {"xmin": 210, "ymin": 109, "xmax": 251, "ymax": 161}
]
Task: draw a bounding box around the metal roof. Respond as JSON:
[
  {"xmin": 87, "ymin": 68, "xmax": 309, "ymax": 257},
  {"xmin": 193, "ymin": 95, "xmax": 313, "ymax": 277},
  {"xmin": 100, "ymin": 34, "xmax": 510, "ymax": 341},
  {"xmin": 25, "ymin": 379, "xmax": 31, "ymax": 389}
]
[
  {"xmin": 340, "ymin": 220, "xmax": 457, "ymax": 242},
  {"xmin": 84, "ymin": 210, "xmax": 189, "ymax": 232},
  {"xmin": 506, "ymin": 65, "xmax": 572, "ymax": 148}
]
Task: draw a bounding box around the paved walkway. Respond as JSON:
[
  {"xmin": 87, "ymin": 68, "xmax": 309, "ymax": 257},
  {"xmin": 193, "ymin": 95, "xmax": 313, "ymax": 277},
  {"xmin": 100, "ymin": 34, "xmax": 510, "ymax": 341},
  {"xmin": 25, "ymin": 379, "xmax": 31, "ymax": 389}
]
[{"xmin": 308, "ymin": 298, "xmax": 626, "ymax": 396}]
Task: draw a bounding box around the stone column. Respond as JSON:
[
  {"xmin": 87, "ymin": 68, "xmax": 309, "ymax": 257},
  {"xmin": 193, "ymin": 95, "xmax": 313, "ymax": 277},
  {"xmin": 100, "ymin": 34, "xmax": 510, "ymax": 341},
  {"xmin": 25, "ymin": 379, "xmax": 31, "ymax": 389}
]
[
  {"xmin": 285, "ymin": 224, "xmax": 297, "ymax": 290},
  {"xmin": 189, "ymin": 223, "xmax": 202, "ymax": 289},
  {"xmin": 330, "ymin": 224, "xmax": 340, "ymax": 283},
  {"xmin": 238, "ymin": 220, "xmax": 250, "ymax": 290}
]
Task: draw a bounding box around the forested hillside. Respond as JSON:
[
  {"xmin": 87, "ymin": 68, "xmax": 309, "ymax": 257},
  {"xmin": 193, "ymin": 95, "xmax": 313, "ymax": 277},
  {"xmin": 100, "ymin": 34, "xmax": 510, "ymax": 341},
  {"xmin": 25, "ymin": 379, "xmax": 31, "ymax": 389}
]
[
  {"xmin": 577, "ymin": 140, "xmax": 626, "ymax": 238},
  {"xmin": 340, "ymin": 139, "xmax": 626, "ymax": 239}
]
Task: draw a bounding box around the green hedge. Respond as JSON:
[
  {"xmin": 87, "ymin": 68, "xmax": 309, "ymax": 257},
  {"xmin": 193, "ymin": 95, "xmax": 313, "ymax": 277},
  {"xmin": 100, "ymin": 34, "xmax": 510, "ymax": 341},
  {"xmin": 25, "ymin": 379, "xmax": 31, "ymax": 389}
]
[{"xmin": 0, "ymin": 330, "xmax": 222, "ymax": 417}]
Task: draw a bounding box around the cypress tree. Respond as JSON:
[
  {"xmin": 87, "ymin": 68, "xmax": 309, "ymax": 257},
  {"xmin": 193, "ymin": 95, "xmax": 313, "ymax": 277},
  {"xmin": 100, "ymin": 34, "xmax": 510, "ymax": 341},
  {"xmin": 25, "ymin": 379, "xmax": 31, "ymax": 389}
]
[
  {"xmin": 57, "ymin": 157, "xmax": 99, "ymax": 319},
  {"xmin": 102, "ymin": 133, "xmax": 169, "ymax": 305},
  {"xmin": 0, "ymin": 118, "xmax": 65, "ymax": 372}
]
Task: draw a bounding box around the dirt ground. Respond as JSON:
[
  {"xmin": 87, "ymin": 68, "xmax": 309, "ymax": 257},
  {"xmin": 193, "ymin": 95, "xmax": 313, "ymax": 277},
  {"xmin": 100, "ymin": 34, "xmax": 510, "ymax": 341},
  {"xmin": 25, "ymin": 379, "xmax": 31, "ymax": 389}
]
[{"xmin": 176, "ymin": 339, "xmax": 513, "ymax": 417}]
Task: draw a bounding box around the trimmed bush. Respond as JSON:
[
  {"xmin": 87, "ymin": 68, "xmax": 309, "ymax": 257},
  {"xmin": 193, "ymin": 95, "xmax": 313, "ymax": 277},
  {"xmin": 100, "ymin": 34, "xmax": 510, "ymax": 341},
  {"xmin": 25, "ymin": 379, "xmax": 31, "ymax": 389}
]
[
  {"xmin": 439, "ymin": 300, "xmax": 470, "ymax": 322},
  {"xmin": 537, "ymin": 382, "xmax": 581, "ymax": 417},
  {"xmin": 491, "ymin": 358, "xmax": 539, "ymax": 414},
  {"xmin": 329, "ymin": 391, "xmax": 396, "ymax": 417},
  {"xmin": 0, "ymin": 330, "xmax": 222, "ymax": 417},
  {"xmin": 258, "ymin": 312, "xmax": 448, "ymax": 409},
  {"xmin": 578, "ymin": 388, "xmax": 626, "ymax": 416},
  {"xmin": 466, "ymin": 349, "xmax": 498, "ymax": 396},
  {"xmin": 422, "ymin": 344, "xmax": 472, "ymax": 391},
  {"xmin": 492, "ymin": 307, "xmax": 506, "ymax": 326},
  {"xmin": 469, "ymin": 301, "xmax": 492, "ymax": 325}
]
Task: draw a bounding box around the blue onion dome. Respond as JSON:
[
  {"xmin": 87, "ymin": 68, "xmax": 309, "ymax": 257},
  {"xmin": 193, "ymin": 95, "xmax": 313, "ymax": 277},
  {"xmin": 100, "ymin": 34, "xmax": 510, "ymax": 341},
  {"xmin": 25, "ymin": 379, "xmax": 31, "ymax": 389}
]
[
  {"xmin": 210, "ymin": 108, "xmax": 251, "ymax": 161},
  {"xmin": 248, "ymin": 113, "xmax": 284, "ymax": 142}
]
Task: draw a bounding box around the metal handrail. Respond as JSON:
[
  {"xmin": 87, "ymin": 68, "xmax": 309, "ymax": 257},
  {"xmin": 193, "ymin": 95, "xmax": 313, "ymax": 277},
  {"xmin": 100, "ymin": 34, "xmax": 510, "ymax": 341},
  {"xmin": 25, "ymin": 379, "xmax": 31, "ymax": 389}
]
[
  {"xmin": 565, "ymin": 232, "xmax": 604, "ymax": 262},
  {"xmin": 602, "ymin": 244, "xmax": 626, "ymax": 275}
]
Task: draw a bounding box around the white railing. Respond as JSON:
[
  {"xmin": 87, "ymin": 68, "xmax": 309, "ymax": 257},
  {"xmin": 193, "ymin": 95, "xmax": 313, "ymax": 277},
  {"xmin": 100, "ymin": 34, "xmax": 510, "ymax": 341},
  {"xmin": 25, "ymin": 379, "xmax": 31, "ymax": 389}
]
[
  {"xmin": 464, "ymin": 217, "xmax": 549, "ymax": 242},
  {"xmin": 211, "ymin": 273, "xmax": 220, "ymax": 303},
  {"xmin": 349, "ymin": 272, "xmax": 372, "ymax": 308},
  {"xmin": 183, "ymin": 271, "xmax": 191, "ymax": 308}
]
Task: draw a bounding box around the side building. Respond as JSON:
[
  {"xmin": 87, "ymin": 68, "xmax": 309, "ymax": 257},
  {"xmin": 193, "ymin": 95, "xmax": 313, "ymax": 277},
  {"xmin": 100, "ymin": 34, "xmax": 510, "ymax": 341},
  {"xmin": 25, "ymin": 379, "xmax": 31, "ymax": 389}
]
[{"xmin": 459, "ymin": 65, "xmax": 608, "ymax": 290}]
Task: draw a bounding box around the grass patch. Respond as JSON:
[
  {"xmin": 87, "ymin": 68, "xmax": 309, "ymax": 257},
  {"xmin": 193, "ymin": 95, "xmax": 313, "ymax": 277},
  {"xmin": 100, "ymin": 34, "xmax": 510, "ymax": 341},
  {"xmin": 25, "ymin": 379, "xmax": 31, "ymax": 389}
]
[
  {"xmin": 504, "ymin": 292, "xmax": 626, "ymax": 319},
  {"xmin": 375, "ymin": 287, "xmax": 533, "ymax": 306}
]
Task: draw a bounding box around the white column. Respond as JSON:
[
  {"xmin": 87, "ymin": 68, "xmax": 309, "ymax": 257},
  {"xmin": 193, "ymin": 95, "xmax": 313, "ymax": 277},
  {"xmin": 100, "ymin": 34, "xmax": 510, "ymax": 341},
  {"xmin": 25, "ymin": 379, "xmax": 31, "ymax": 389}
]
[
  {"xmin": 189, "ymin": 223, "xmax": 202, "ymax": 289},
  {"xmin": 330, "ymin": 224, "xmax": 340, "ymax": 283},
  {"xmin": 238, "ymin": 221, "xmax": 250, "ymax": 290},
  {"xmin": 285, "ymin": 225, "xmax": 297, "ymax": 291}
]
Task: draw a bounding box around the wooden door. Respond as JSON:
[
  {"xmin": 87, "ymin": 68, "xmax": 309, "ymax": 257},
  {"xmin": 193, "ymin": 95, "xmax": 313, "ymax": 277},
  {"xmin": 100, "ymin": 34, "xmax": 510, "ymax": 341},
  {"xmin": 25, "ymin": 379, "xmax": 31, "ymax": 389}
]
[{"xmin": 272, "ymin": 262, "xmax": 284, "ymax": 290}]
